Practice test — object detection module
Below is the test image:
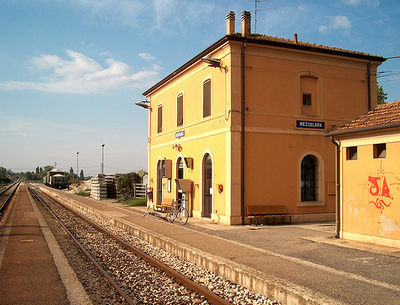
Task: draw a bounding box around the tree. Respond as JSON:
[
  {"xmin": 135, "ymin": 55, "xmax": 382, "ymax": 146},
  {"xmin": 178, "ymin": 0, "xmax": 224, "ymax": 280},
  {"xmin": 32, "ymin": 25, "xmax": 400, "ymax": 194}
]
[
  {"xmin": 24, "ymin": 171, "xmax": 33, "ymax": 181},
  {"xmin": 43, "ymin": 165, "xmax": 53, "ymax": 173},
  {"xmin": 137, "ymin": 169, "xmax": 146, "ymax": 180},
  {"xmin": 117, "ymin": 172, "xmax": 142, "ymax": 201},
  {"xmin": 70, "ymin": 167, "xmax": 74, "ymax": 174},
  {"xmin": 80, "ymin": 170, "xmax": 84, "ymax": 180},
  {"xmin": 377, "ymin": 85, "xmax": 388, "ymax": 104}
]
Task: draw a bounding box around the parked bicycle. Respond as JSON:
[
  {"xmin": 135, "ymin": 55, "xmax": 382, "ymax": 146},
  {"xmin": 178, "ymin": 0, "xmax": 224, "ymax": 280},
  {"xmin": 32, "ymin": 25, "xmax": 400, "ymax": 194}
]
[{"xmin": 167, "ymin": 200, "xmax": 189, "ymax": 225}]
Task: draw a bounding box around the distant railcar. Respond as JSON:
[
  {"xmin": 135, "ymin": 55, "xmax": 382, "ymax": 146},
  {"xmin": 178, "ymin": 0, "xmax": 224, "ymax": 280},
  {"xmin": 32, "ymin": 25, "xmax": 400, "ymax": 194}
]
[{"xmin": 44, "ymin": 168, "xmax": 69, "ymax": 189}]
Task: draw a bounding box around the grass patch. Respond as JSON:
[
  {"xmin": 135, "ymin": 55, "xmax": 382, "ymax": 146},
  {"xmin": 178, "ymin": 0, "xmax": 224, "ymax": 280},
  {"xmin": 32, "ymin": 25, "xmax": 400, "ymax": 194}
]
[
  {"xmin": 122, "ymin": 198, "xmax": 147, "ymax": 207},
  {"xmin": 76, "ymin": 189, "xmax": 90, "ymax": 197}
]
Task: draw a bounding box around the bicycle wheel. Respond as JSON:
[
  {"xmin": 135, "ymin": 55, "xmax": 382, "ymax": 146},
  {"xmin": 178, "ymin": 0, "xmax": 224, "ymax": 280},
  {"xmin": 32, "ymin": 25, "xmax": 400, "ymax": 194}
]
[
  {"xmin": 178, "ymin": 208, "xmax": 189, "ymax": 225},
  {"xmin": 167, "ymin": 207, "xmax": 176, "ymax": 223}
]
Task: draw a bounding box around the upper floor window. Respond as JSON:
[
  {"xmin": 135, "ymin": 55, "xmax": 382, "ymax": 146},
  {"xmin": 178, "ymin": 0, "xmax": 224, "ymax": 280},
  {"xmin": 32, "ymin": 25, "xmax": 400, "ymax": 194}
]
[
  {"xmin": 299, "ymin": 74, "xmax": 319, "ymax": 116},
  {"xmin": 177, "ymin": 94, "xmax": 183, "ymax": 127},
  {"xmin": 373, "ymin": 143, "xmax": 386, "ymax": 158},
  {"xmin": 346, "ymin": 146, "xmax": 358, "ymax": 160},
  {"xmin": 203, "ymin": 79, "xmax": 211, "ymax": 118},
  {"xmin": 303, "ymin": 93, "xmax": 312, "ymax": 106},
  {"xmin": 157, "ymin": 105, "xmax": 162, "ymax": 133}
]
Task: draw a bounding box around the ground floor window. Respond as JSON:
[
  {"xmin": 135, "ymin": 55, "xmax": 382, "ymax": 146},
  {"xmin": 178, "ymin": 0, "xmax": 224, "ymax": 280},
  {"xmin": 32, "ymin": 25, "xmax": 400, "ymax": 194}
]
[{"xmin": 301, "ymin": 155, "xmax": 316, "ymax": 201}]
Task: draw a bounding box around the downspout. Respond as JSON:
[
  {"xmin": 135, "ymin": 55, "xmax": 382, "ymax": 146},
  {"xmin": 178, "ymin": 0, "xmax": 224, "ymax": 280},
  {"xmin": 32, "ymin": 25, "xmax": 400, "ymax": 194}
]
[
  {"xmin": 241, "ymin": 40, "xmax": 247, "ymax": 224},
  {"xmin": 331, "ymin": 136, "xmax": 340, "ymax": 238},
  {"xmin": 367, "ymin": 61, "xmax": 373, "ymax": 111}
]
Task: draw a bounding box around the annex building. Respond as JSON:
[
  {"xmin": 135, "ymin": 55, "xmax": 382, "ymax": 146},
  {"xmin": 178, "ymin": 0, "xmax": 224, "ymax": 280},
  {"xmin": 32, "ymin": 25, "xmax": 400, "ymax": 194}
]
[
  {"xmin": 328, "ymin": 101, "xmax": 400, "ymax": 248},
  {"xmin": 140, "ymin": 11, "xmax": 385, "ymax": 225}
]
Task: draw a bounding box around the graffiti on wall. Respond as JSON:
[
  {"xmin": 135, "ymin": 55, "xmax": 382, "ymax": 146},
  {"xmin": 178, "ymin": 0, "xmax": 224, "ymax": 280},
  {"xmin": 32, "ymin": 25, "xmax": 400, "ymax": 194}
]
[{"xmin": 367, "ymin": 161, "xmax": 399, "ymax": 213}]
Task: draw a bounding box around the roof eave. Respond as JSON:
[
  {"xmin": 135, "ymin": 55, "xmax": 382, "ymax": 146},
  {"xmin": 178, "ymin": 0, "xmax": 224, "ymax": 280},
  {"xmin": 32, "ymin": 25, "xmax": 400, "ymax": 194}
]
[
  {"xmin": 142, "ymin": 36, "xmax": 229, "ymax": 97},
  {"xmin": 143, "ymin": 34, "xmax": 386, "ymax": 97},
  {"xmin": 325, "ymin": 122, "xmax": 400, "ymax": 137}
]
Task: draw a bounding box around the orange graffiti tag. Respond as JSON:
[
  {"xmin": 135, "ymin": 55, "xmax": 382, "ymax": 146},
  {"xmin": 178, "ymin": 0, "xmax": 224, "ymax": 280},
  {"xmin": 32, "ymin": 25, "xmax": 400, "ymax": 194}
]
[{"xmin": 367, "ymin": 162, "xmax": 394, "ymax": 213}]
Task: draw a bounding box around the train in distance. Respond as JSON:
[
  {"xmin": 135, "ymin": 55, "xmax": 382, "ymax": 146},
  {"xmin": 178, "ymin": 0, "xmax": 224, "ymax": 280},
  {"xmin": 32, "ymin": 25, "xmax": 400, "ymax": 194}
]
[{"xmin": 43, "ymin": 168, "xmax": 69, "ymax": 189}]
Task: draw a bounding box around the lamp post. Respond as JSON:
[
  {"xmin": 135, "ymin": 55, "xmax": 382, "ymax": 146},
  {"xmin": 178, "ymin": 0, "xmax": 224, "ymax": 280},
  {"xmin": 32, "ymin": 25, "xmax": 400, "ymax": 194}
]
[
  {"xmin": 101, "ymin": 144, "xmax": 105, "ymax": 174},
  {"xmin": 76, "ymin": 152, "xmax": 79, "ymax": 179}
]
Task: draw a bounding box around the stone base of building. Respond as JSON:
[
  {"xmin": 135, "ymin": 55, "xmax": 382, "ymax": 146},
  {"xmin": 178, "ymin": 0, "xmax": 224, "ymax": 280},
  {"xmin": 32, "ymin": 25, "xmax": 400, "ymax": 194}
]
[
  {"xmin": 191, "ymin": 211, "xmax": 335, "ymax": 226},
  {"xmin": 342, "ymin": 231, "xmax": 400, "ymax": 249}
]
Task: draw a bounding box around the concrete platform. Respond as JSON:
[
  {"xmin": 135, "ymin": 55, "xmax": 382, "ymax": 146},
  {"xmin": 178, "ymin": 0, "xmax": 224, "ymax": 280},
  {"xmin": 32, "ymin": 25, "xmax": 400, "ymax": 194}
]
[
  {"xmin": 0, "ymin": 185, "xmax": 91, "ymax": 305},
  {"xmin": 43, "ymin": 186, "xmax": 400, "ymax": 305}
]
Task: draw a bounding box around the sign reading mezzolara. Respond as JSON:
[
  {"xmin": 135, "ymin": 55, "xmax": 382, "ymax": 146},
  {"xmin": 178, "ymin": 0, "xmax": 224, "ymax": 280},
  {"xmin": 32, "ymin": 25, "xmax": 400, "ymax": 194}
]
[
  {"xmin": 296, "ymin": 120, "xmax": 325, "ymax": 129},
  {"xmin": 175, "ymin": 131, "xmax": 185, "ymax": 138}
]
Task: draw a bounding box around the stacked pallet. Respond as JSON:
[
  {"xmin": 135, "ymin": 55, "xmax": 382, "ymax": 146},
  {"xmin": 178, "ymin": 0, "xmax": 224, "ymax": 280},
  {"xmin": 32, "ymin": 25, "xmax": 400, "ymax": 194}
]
[
  {"xmin": 114, "ymin": 174, "xmax": 122, "ymax": 198},
  {"xmin": 105, "ymin": 175, "xmax": 116, "ymax": 199},
  {"xmin": 90, "ymin": 174, "xmax": 123, "ymax": 200},
  {"xmin": 90, "ymin": 174, "xmax": 107, "ymax": 200}
]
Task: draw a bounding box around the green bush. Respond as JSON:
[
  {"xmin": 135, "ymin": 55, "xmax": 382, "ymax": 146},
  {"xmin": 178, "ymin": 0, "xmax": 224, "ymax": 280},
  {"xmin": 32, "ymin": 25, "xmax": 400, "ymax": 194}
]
[{"xmin": 76, "ymin": 189, "xmax": 90, "ymax": 197}]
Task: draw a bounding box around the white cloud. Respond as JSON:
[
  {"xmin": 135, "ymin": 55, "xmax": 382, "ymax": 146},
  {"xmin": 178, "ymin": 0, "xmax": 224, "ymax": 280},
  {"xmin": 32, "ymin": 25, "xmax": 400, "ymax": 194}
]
[
  {"xmin": 319, "ymin": 15, "xmax": 352, "ymax": 34},
  {"xmin": 330, "ymin": 16, "xmax": 352, "ymax": 30},
  {"xmin": 319, "ymin": 25, "xmax": 328, "ymax": 34},
  {"xmin": 0, "ymin": 50, "xmax": 160, "ymax": 94},
  {"xmin": 341, "ymin": 0, "xmax": 361, "ymax": 6},
  {"xmin": 139, "ymin": 53, "xmax": 156, "ymax": 61},
  {"xmin": 341, "ymin": 0, "xmax": 379, "ymax": 7},
  {"xmin": 68, "ymin": 0, "xmax": 216, "ymax": 33}
]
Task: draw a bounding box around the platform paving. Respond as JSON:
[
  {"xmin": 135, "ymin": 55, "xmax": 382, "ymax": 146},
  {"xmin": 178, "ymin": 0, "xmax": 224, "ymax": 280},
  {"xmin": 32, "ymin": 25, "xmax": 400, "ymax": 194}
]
[
  {"xmin": 45, "ymin": 186, "xmax": 400, "ymax": 305},
  {"xmin": 0, "ymin": 186, "xmax": 91, "ymax": 305}
]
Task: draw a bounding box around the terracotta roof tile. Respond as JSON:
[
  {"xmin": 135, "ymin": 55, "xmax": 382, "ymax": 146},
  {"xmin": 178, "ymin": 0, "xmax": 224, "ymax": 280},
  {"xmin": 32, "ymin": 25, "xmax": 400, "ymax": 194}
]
[
  {"xmin": 238, "ymin": 33, "xmax": 384, "ymax": 59},
  {"xmin": 332, "ymin": 101, "xmax": 400, "ymax": 133}
]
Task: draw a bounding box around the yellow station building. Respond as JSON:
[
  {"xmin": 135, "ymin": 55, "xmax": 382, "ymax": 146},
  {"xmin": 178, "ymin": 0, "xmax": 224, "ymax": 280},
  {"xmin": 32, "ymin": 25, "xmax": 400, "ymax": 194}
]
[
  {"xmin": 140, "ymin": 11, "xmax": 385, "ymax": 225},
  {"xmin": 328, "ymin": 101, "xmax": 400, "ymax": 248}
]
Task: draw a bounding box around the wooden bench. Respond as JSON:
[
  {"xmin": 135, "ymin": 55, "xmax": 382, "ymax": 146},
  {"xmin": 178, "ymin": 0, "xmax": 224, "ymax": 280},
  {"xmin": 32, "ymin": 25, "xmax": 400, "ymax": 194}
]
[
  {"xmin": 154, "ymin": 198, "xmax": 175, "ymax": 212},
  {"xmin": 144, "ymin": 198, "xmax": 175, "ymax": 217},
  {"xmin": 247, "ymin": 205, "xmax": 291, "ymax": 225}
]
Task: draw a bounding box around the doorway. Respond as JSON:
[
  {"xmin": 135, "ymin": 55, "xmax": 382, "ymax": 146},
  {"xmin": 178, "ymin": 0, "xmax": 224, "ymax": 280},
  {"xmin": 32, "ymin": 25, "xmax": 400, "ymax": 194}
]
[
  {"xmin": 203, "ymin": 154, "xmax": 212, "ymax": 218},
  {"xmin": 157, "ymin": 160, "xmax": 163, "ymax": 205},
  {"xmin": 176, "ymin": 158, "xmax": 184, "ymax": 206}
]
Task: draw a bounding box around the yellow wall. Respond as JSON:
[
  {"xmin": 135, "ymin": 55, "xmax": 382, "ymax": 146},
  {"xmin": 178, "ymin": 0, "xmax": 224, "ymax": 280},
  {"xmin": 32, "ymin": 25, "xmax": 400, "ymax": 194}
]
[
  {"xmin": 340, "ymin": 131, "xmax": 400, "ymax": 247},
  {"xmin": 146, "ymin": 44, "xmax": 234, "ymax": 224},
  {"xmin": 144, "ymin": 37, "xmax": 381, "ymax": 225}
]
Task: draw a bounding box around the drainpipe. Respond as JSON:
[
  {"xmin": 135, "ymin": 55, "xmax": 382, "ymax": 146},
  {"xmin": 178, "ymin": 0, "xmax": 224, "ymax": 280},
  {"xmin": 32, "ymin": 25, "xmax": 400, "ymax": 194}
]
[
  {"xmin": 367, "ymin": 61, "xmax": 373, "ymax": 111},
  {"xmin": 331, "ymin": 136, "xmax": 340, "ymax": 238},
  {"xmin": 241, "ymin": 40, "xmax": 247, "ymax": 224}
]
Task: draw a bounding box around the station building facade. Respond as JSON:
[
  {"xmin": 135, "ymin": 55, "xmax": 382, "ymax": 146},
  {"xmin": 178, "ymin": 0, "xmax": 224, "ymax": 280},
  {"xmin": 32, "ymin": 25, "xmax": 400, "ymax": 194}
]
[
  {"xmin": 328, "ymin": 101, "xmax": 400, "ymax": 248},
  {"xmin": 141, "ymin": 11, "xmax": 385, "ymax": 225}
]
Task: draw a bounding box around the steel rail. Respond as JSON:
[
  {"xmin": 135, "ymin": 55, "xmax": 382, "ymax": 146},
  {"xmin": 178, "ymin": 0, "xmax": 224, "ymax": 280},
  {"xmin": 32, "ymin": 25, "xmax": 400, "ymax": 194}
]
[
  {"xmin": 0, "ymin": 181, "xmax": 20, "ymax": 215},
  {"xmin": 27, "ymin": 185, "xmax": 137, "ymax": 305},
  {"xmin": 35, "ymin": 186, "xmax": 232, "ymax": 305}
]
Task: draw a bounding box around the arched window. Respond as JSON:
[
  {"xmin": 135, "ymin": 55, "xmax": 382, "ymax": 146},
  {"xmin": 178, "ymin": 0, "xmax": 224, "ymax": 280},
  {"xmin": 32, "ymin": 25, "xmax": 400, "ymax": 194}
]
[{"xmin": 301, "ymin": 155, "xmax": 316, "ymax": 201}]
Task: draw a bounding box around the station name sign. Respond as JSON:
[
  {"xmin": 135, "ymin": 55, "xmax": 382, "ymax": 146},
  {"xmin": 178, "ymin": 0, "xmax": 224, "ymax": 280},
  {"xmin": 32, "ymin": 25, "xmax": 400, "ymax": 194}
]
[
  {"xmin": 175, "ymin": 131, "xmax": 185, "ymax": 138},
  {"xmin": 296, "ymin": 120, "xmax": 325, "ymax": 130}
]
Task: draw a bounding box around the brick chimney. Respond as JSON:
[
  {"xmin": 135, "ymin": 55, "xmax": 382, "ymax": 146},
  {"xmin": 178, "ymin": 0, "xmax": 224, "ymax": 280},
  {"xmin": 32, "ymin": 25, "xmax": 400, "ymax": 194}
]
[
  {"xmin": 226, "ymin": 11, "xmax": 235, "ymax": 35},
  {"xmin": 241, "ymin": 11, "xmax": 251, "ymax": 37}
]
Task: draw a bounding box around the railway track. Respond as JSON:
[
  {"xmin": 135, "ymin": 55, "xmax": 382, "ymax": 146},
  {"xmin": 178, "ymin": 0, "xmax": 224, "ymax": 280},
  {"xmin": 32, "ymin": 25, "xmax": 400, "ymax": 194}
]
[
  {"xmin": 27, "ymin": 184, "xmax": 238, "ymax": 305},
  {"xmin": 0, "ymin": 180, "xmax": 21, "ymax": 226}
]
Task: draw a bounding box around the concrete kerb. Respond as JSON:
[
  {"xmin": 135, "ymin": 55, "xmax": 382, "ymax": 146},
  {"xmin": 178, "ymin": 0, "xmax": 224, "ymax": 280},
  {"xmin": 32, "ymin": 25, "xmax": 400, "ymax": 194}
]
[{"xmin": 41, "ymin": 188, "xmax": 343, "ymax": 305}]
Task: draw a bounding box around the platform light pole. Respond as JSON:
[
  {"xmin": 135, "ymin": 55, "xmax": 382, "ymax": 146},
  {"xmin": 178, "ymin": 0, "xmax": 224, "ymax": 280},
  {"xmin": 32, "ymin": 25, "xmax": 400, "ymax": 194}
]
[
  {"xmin": 76, "ymin": 151, "xmax": 79, "ymax": 179},
  {"xmin": 101, "ymin": 144, "xmax": 105, "ymax": 174}
]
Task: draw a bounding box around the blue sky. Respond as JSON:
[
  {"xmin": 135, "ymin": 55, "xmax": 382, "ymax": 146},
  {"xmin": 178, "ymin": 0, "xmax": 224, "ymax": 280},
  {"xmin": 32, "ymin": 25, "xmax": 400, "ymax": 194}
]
[{"xmin": 1, "ymin": 0, "xmax": 399, "ymax": 177}]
